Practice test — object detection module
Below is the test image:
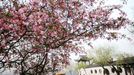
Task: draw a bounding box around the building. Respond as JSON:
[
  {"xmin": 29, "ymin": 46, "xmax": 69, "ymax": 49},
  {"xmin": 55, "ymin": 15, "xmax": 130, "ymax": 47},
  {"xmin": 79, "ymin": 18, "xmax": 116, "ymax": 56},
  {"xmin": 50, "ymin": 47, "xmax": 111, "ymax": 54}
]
[{"xmin": 78, "ymin": 56, "xmax": 134, "ymax": 75}]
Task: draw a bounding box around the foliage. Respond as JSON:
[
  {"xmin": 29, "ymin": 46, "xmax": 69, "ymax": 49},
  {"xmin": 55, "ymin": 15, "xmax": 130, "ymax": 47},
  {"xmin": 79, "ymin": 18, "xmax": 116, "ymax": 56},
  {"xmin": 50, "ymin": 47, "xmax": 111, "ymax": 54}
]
[
  {"xmin": 93, "ymin": 46, "xmax": 114, "ymax": 66},
  {"xmin": 0, "ymin": 0, "xmax": 130, "ymax": 75},
  {"xmin": 116, "ymin": 53, "xmax": 133, "ymax": 65},
  {"xmin": 75, "ymin": 62, "xmax": 88, "ymax": 71}
]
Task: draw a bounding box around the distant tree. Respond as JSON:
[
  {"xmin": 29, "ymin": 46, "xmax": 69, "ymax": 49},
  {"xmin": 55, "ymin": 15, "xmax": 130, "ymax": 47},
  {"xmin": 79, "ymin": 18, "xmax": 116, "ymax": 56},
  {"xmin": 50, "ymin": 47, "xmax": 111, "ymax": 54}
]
[
  {"xmin": 116, "ymin": 53, "xmax": 132, "ymax": 65},
  {"xmin": 89, "ymin": 46, "xmax": 113, "ymax": 75},
  {"xmin": 75, "ymin": 62, "xmax": 88, "ymax": 75},
  {"xmin": 0, "ymin": 0, "xmax": 130, "ymax": 75},
  {"xmin": 116, "ymin": 53, "xmax": 133, "ymax": 75},
  {"xmin": 76, "ymin": 62, "xmax": 88, "ymax": 70},
  {"xmin": 93, "ymin": 46, "xmax": 113, "ymax": 67},
  {"xmin": 92, "ymin": 46, "xmax": 124, "ymax": 75}
]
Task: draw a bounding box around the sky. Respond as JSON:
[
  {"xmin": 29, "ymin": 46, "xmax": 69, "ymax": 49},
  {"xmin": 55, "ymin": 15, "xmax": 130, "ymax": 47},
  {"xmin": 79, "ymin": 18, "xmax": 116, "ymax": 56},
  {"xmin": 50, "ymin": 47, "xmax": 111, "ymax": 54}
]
[
  {"xmin": 70, "ymin": 0, "xmax": 134, "ymax": 62},
  {"xmin": 92, "ymin": 0, "xmax": 134, "ymax": 55}
]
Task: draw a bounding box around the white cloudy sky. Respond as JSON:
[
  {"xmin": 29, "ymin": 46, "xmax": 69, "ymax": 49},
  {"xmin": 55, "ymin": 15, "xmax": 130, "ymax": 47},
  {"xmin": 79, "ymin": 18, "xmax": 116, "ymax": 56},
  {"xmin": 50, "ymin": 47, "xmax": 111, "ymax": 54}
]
[
  {"xmin": 70, "ymin": 0, "xmax": 134, "ymax": 62},
  {"xmin": 92, "ymin": 0, "xmax": 134, "ymax": 54}
]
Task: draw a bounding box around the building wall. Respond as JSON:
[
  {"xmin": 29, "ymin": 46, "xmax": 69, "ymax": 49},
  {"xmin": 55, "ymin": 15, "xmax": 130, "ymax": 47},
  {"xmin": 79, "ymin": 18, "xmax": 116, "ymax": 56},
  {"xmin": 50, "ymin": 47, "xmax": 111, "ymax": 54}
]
[{"xmin": 79, "ymin": 66, "xmax": 129, "ymax": 75}]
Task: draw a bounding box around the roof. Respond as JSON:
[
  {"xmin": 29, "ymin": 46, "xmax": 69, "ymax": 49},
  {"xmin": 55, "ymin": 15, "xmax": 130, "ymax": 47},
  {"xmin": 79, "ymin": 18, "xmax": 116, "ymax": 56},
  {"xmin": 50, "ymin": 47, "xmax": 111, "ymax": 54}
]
[{"xmin": 76, "ymin": 56, "xmax": 92, "ymax": 62}]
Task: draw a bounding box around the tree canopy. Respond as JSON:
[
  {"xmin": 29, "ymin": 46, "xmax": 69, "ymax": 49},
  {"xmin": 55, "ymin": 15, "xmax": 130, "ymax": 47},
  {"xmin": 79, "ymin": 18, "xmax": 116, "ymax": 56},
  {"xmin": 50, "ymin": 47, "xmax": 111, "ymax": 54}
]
[
  {"xmin": 91, "ymin": 46, "xmax": 114, "ymax": 66},
  {"xmin": 0, "ymin": 0, "xmax": 130, "ymax": 75}
]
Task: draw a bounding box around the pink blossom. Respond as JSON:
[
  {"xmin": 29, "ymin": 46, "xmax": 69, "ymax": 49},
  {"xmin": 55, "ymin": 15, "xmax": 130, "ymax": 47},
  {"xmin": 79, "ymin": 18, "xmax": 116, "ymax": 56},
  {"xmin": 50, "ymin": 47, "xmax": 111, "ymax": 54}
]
[
  {"xmin": 18, "ymin": 8, "xmax": 25, "ymax": 14},
  {"xmin": 3, "ymin": 24, "xmax": 11, "ymax": 30}
]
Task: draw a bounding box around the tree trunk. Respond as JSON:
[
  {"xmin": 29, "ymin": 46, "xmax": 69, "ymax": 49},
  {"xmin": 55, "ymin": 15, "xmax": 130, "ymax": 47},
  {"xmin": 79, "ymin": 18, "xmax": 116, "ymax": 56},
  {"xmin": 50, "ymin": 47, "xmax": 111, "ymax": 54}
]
[
  {"xmin": 102, "ymin": 66, "xmax": 110, "ymax": 75},
  {"xmin": 123, "ymin": 64, "xmax": 128, "ymax": 75},
  {"xmin": 20, "ymin": 72, "xmax": 26, "ymax": 75},
  {"xmin": 111, "ymin": 65, "xmax": 121, "ymax": 75}
]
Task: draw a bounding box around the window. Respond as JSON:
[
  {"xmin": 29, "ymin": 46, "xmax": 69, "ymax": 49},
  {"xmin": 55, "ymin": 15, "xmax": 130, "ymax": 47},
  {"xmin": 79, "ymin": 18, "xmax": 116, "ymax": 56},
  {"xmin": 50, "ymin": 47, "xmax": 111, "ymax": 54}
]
[
  {"xmin": 95, "ymin": 69, "xmax": 97, "ymax": 73},
  {"xmin": 91, "ymin": 70, "xmax": 93, "ymax": 74},
  {"xmin": 99, "ymin": 69, "xmax": 102, "ymax": 73}
]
